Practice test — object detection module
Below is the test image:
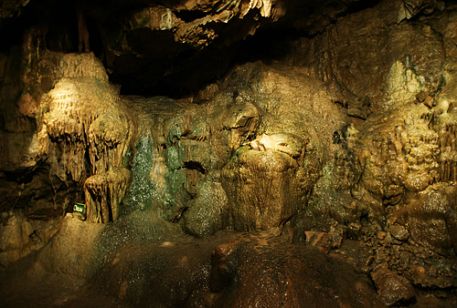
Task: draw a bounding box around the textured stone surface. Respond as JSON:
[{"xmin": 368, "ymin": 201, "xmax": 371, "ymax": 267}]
[
  {"xmin": 0, "ymin": 211, "xmax": 60, "ymax": 267},
  {"xmin": 206, "ymin": 235, "xmax": 383, "ymax": 308},
  {"xmin": 371, "ymin": 264, "xmax": 415, "ymax": 306}
]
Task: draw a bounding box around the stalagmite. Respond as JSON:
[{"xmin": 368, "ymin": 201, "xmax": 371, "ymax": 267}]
[
  {"xmin": 37, "ymin": 53, "xmax": 134, "ymax": 225},
  {"xmin": 84, "ymin": 168, "xmax": 130, "ymax": 223}
]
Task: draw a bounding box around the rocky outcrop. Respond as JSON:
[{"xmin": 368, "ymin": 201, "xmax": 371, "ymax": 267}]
[
  {"xmin": 34, "ymin": 53, "xmax": 134, "ymax": 223},
  {"xmin": 205, "ymin": 235, "xmax": 383, "ymax": 307},
  {"xmin": 0, "ymin": 211, "xmax": 60, "ymax": 267}
]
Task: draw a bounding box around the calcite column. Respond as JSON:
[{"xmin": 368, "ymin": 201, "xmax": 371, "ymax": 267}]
[{"xmin": 84, "ymin": 168, "xmax": 130, "ymax": 223}]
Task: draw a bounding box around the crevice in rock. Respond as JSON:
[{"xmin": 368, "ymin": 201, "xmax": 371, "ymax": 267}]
[{"xmin": 183, "ymin": 161, "xmax": 207, "ymax": 175}]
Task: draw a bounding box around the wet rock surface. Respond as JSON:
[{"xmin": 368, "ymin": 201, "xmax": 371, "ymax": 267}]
[
  {"xmin": 0, "ymin": 227, "xmax": 383, "ymax": 307},
  {"xmin": 207, "ymin": 234, "xmax": 382, "ymax": 308}
]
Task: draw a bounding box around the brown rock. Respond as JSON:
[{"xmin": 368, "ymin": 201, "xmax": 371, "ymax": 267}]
[
  {"xmin": 17, "ymin": 93, "xmax": 39, "ymax": 117},
  {"xmin": 423, "ymin": 95, "xmax": 435, "ymax": 109},
  {"xmin": 84, "ymin": 168, "xmax": 130, "ymax": 223},
  {"xmin": 389, "ymin": 224, "xmax": 409, "ymax": 241},
  {"xmin": 371, "ymin": 265, "xmax": 415, "ymax": 306},
  {"xmin": 304, "ymin": 227, "xmax": 343, "ymax": 253},
  {"xmin": 377, "ymin": 231, "xmax": 387, "ymax": 241},
  {"xmin": 305, "ymin": 230, "xmax": 331, "ymax": 253},
  {"xmin": 209, "ymin": 238, "xmax": 383, "ymax": 307},
  {"xmin": 416, "ymin": 91, "xmax": 427, "ymax": 103}
]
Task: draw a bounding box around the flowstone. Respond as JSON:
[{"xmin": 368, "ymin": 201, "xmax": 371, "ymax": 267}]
[
  {"xmin": 122, "ymin": 136, "xmax": 155, "ymax": 211},
  {"xmin": 36, "ymin": 53, "xmax": 135, "ymax": 223},
  {"xmin": 222, "ymin": 144, "xmax": 306, "ymax": 230}
]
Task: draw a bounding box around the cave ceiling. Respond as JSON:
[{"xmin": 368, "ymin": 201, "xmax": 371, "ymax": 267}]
[{"xmin": 0, "ymin": 0, "xmax": 389, "ymax": 96}]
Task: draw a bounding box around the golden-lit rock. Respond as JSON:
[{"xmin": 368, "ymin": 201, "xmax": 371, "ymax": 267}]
[{"xmin": 85, "ymin": 168, "xmax": 130, "ymax": 223}]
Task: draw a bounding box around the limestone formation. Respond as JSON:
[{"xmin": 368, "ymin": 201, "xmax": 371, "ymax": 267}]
[
  {"xmin": 35, "ymin": 53, "xmax": 134, "ymax": 223},
  {"xmin": 84, "ymin": 168, "xmax": 130, "ymax": 223}
]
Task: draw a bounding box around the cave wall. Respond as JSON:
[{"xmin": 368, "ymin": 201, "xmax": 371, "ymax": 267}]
[{"xmin": 286, "ymin": 0, "xmax": 457, "ymax": 289}]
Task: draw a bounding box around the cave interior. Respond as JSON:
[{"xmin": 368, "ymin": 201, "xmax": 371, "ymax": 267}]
[{"xmin": 1, "ymin": 0, "xmax": 457, "ymax": 307}]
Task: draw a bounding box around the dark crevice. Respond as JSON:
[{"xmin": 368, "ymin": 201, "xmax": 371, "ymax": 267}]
[
  {"xmin": 174, "ymin": 10, "xmax": 208, "ymax": 22},
  {"xmin": 339, "ymin": 0, "xmax": 381, "ymax": 15},
  {"xmin": 4, "ymin": 168, "xmax": 36, "ymax": 183},
  {"xmin": 183, "ymin": 161, "xmax": 207, "ymax": 174}
]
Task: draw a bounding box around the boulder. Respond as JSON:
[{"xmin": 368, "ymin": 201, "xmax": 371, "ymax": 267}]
[{"xmin": 371, "ymin": 265, "xmax": 415, "ymax": 306}]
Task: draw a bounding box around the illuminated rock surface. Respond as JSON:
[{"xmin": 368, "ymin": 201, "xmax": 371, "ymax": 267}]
[{"xmin": 1, "ymin": 0, "xmax": 457, "ymax": 307}]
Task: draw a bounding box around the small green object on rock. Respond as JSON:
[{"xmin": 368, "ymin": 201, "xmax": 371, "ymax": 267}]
[{"xmin": 73, "ymin": 202, "xmax": 86, "ymax": 220}]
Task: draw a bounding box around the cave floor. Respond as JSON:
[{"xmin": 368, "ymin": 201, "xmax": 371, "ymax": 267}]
[{"xmin": 0, "ymin": 213, "xmax": 456, "ymax": 307}]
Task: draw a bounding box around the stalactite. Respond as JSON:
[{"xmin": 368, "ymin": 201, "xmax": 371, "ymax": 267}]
[
  {"xmin": 84, "ymin": 168, "xmax": 130, "ymax": 223},
  {"xmin": 436, "ymin": 122, "xmax": 457, "ymax": 182},
  {"xmin": 35, "ymin": 53, "xmax": 135, "ymax": 223}
]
